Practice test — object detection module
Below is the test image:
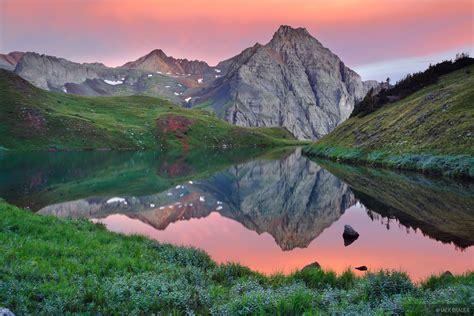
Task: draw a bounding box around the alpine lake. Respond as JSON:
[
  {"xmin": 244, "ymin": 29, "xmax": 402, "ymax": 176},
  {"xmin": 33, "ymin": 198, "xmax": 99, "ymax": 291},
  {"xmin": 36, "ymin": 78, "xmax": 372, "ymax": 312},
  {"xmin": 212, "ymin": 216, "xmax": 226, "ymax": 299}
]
[{"xmin": 1, "ymin": 147, "xmax": 472, "ymax": 281}]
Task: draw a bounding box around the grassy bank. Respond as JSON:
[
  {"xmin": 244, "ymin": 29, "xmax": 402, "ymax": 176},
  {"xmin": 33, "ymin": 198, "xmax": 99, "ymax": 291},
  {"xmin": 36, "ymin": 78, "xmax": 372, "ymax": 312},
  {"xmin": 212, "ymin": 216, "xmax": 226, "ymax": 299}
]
[
  {"xmin": 303, "ymin": 65, "xmax": 474, "ymax": 178},
  {"xmin": 1, "ymin": 201, "xmax": 472, "ymax": 314},
  {"xmin": 0, "ymin": 69, "xmax": 300, "ymax": 151},
  {"xmin": 303, "ymin": 145, "xmax": 473, "ymax": 178}
]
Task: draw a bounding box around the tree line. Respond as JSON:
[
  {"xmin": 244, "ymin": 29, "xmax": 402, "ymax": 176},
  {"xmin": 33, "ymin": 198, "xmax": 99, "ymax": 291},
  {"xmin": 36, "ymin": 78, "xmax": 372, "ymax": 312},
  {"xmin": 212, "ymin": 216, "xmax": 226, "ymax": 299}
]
[{"xmin": 351, "ymin": 53, "xmax": 473, "ymax": 118}]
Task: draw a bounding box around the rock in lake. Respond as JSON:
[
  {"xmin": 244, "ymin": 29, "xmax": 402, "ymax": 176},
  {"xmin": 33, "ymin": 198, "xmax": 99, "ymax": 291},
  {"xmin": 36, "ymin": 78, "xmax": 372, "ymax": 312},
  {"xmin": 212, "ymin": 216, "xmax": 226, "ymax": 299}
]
[
  {"xmin": 343, "ymin": 224, "xmax": 359, "ymax": 246},
  {"xmin": 355, "ymin": 266, "xmax": 368, "ymax": 271},
  {"xmin": 302, "ymin": 261, "xmax": 321, "ymax": 271}
]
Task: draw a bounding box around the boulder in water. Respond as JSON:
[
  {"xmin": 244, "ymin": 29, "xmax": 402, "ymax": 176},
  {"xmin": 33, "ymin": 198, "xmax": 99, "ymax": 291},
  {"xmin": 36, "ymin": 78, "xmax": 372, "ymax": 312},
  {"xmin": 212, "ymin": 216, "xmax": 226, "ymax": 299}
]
[{"xmin": 343, "ymin": 224, "xmax": 359, "ymax": 246}]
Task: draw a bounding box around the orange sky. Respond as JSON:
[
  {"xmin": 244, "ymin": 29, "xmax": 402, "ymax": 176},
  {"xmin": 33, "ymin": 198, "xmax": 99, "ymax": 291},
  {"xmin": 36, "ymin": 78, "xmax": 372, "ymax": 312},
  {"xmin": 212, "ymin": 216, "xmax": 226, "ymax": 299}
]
[{"xmin": 1, "ymin": 0, "xmax": 473, "ymax": 79}]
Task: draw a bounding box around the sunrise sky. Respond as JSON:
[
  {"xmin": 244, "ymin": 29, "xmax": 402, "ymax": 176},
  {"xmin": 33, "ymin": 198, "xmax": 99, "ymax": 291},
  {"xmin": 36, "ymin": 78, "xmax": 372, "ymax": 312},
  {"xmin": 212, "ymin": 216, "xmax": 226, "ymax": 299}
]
[{"xmin": 1, "ymin": 0, "xmax": 472, "ymax": 81}]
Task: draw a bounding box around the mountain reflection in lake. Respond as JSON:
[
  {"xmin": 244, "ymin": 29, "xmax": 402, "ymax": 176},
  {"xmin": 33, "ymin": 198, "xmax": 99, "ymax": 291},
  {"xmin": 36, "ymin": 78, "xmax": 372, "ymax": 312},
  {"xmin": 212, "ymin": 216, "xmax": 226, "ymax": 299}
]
[{"xmin": 1, "ymin": 148, "xmax": 473, "ymax": 280}]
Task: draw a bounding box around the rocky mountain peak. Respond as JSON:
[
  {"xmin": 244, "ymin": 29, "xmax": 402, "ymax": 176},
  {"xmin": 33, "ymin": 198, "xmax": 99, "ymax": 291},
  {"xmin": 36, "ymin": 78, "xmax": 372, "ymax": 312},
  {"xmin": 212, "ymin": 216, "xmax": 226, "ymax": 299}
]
[
  {"xmin": 121, "ymin": 49, "xmax": 214, "ymax": 78},
  {"xmin": 191, "ymin": 25, "xmax": 376, "ymax": 140},
  {"xmin": 148, "ymin": 49, "xmax": 167, "ymax": 57},
  {"xmin": 273, "ymin": 25, "xmax": 311, "ymax": 39}
]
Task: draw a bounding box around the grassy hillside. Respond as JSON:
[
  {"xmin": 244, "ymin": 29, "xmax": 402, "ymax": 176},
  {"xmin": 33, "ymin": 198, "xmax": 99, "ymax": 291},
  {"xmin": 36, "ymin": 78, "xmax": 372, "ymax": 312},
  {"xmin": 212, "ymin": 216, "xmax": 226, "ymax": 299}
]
[
  {"xmin": 303, "ymin": 65, "xmax": 474, "ymax": 177},
  {"xmin": 0, "ymin": 69, "xmax": 299, "ymax": 151},
  {"xmin": 1, "ymin": 201, "xmax": 473, "ymax": 314}
]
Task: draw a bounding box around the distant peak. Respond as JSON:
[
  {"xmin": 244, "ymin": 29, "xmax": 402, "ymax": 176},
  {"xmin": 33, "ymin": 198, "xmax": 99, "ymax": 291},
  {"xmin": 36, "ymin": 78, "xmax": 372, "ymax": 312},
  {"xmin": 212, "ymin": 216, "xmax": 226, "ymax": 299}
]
[
  {"xmin": 148, "ymin": 49, "xmax": 168, "ymax": 58},
  {"xmin": 274, "ymin": 25, "xmax": 310, "ymax": 38}
]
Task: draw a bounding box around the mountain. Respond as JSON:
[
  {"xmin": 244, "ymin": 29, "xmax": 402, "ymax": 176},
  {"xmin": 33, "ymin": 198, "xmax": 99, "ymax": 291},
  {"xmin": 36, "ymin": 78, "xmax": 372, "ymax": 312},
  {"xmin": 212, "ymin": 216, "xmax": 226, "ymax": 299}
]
[
  {"xmin": 303, "ymin": 61, "xmax": 474, "ymax": 177},
  {"xmin": 189, "ymin": 26, "xmax": 377, "ymax": 140},
  {"xmin": 11, "ymin": 49, "xmax": 219, "ymax": 103},
  {"xmin": 4, "ymin": 25, "xmax": 380, "ymax": 140},
  {"xmin": 0, "ymin": 69, "xmax": 297, "ymax": 151},
  {"xmin": 0, "ymin": 51, "xmax": 24, "ymax": 71},
  {"xmin": 13, "ymin": 52, "xmax": 191, "ymax": 103},
  {"xmin": 121, "ymin": 49, "xmax": 217, "ymax": 84}
]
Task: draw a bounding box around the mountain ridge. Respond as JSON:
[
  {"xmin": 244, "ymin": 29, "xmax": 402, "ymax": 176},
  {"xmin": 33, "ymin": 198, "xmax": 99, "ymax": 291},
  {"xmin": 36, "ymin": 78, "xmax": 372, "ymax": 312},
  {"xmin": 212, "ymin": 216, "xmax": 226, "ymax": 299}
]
[{"xmin": 2, "ymin": 25, "xmax": 379, "ymax": 140}]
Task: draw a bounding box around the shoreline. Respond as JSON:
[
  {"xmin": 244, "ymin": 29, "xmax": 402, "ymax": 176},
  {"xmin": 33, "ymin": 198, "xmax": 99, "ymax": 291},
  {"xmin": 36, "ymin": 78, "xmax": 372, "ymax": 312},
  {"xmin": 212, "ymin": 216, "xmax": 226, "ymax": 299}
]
[{"xmin": 302, "ymin": 144, "xmax": 474, "ymax": 179}]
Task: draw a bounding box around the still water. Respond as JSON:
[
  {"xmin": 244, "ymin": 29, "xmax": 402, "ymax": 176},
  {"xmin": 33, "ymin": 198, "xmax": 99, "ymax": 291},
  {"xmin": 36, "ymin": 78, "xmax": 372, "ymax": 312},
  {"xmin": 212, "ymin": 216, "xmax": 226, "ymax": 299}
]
[{"xmin": 1, "ymin": 148, "xmax": 472, "ymax": 280}]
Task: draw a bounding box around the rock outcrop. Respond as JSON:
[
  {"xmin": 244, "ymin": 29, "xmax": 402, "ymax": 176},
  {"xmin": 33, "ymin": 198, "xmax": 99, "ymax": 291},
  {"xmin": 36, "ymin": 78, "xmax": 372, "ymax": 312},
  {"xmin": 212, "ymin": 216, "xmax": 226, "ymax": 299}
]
[
  {"xmin": 15, "ymin": 52, "xmax": 111, "ymax": 90},
  {"xmin": 0, "ymin": 51, "xmax": 24, "ymax": 71},
  {"xmin": 343, "ymin": 224, "xmax": 360, "ymax": 246},
  {"xmin": 190, "ymin": 25, "xmax": 376, "ymax": 140}
]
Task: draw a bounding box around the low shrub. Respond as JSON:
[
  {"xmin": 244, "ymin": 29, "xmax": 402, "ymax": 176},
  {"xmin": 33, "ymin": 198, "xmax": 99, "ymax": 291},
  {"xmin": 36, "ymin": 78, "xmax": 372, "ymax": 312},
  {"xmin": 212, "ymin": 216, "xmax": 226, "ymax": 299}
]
[{"xmin": 363, "ymin": 271, "xmax": 417, "ymax": 302}]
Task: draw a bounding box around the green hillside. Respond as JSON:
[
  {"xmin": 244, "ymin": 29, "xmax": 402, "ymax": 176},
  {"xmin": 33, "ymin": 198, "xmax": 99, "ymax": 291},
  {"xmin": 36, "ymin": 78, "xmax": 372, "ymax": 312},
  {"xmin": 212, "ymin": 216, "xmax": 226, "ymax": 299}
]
[
  {"xmin": 304, "ymin": 65, "xmax": 474, "ymax": 177},
  {"xmin": 0, "ymin": 70, "xmax": 299, "ymax": 151}
]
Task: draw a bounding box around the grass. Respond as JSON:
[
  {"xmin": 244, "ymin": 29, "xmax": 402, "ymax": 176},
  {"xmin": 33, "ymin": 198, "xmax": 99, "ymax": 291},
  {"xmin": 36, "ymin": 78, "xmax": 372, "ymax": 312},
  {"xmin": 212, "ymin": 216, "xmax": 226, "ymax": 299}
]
[
  {"xmin": 303, "ymin": 66, "xmax": 474, "ymax": 177},
  {"xmin": 0, "ymin": 69, "xmax": 301, "ymax": 151},
  {"xmin": 1, "ymin": 200, "xmax": 473, "ymax": 314}
]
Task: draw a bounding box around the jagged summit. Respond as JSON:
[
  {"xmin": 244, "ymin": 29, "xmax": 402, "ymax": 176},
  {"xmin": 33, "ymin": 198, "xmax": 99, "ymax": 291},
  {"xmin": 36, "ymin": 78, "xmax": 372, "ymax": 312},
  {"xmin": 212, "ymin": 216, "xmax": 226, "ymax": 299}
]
[
  {"xmin": 273, "ymin": 25, "xmax": 311, "ymax": 38},
  {"xmin": 190, "ymin": 25, "xmax": 375, "ymax": 140},
  {"xmin": 121, "ymin": 48, "xmax": 214, "ymax": 77}
]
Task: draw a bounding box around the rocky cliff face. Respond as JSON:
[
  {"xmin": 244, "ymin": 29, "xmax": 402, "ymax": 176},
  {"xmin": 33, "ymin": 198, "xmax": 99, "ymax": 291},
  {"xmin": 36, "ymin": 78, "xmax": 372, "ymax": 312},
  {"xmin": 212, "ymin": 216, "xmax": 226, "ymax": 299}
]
[
  {"xmin": 13, "ymin": 52, "xmax": 193, "ymax": 103},
  {"xmin": 190, "ymin": 26, "xmax": 375, "ymax": 140},
  {"xmin": 0, "ymin": 51, "xmax": 24, "ymax": 71},
  {"xmin": 15, "ymin": 52, "xmax": 111, "ymax": 90}
]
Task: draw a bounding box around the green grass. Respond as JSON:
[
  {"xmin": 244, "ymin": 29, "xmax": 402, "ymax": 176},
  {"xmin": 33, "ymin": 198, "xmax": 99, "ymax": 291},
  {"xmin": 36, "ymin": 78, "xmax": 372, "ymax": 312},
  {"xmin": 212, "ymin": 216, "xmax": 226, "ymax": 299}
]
[
  {"xmin": 0, "ymin": 69, "xmax": 301, "ymax": 151},
  {"xmin": 1, "ymin": 201, "xmax": 473, "ymax": 314},
  {"xmin": 303, "ymin": 66, "xmax": 474, "ymax": 177}
]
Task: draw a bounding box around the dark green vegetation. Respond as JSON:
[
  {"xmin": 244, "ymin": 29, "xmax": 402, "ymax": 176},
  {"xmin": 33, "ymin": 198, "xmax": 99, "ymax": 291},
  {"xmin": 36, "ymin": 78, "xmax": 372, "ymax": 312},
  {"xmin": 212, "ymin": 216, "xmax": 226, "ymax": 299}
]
[
  {"xmin": 0, "ymin": 69, "xmax": 299, "ymax": 151},
  {"xmin": 304, "ymin": 64, "xmax": 474, "ymax": 177},
  {"xmin": 1, "ymin": 201, "xmax": 472, "ymax": 315},
  {"xmin": 352, "ymin": 54, "xmax": 473, "ymax": 117},
  {"xmin": 313, "ymin": 158, "xmax": 474, "ymax": 248}
]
